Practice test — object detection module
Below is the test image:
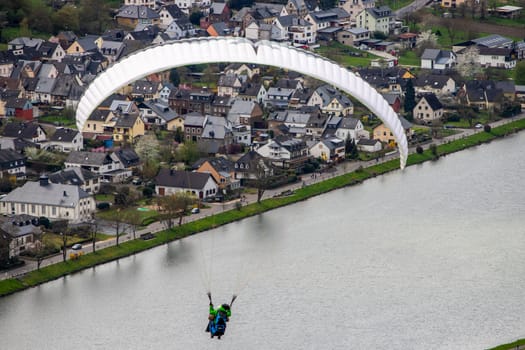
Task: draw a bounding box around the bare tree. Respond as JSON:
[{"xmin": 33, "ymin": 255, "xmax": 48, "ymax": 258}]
[
  {"xmin": 157, "ymin": 193, "xmax": 195, "ymax": 234},
  {"xmin": 123, "ymin": 210, "xmax": 143, "ymax": 240},
  {"xmin": 251, "ymin": 157, "xmax": 273, "ymax": 203},
  {"xmin": 107, "ymin": 208, "xmax": 127, "ymax": 247},
  {"xmin": 89, "ymin": 215, "xmax": 99, "ymax": 253},
  {"xmin": 61, "ymin": 231, "xmax": 68, "ymax": 262}
]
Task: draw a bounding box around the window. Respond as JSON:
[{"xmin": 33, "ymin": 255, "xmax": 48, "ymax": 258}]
[
  {"xmin": 31, "ymin": 204, "xmax": 35, "ymax": 214},
  {"xmin": 52, "ymin": 207, "xmax": 56, "ymax": 215}
]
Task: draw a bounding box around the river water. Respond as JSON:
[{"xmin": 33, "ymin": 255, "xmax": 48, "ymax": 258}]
[{"xmin": 1, "ymin": 133, "xmax": 525, "ymax": 350}]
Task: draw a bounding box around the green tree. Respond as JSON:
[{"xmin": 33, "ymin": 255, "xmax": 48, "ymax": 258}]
[
  {"xmin": 52, "ymin": 4, "xmax": 80, "ymax": 32},
  {"xmin": 515, "ymin": 61, "xmax": 525, "ymax": 85},
  {"xmin": 189, "ymin": 10, "xmax": 203, "ymax": 26},
  {"xmin": 23, "ymin": 0, "xmax": 53, "ymax": 33},
  {"xmin": 79, "ymin": 0, "xmax": 112, "ymax": 34},
  {"xmin": 175, "ymin": 141, "xmax": 200, "ymax": 165},
  {"xmin": 403, "ymin": 79, "xmax": 416, "ymax": 118},
  {"xmin": 169, "ymin": 69, "xmax": 180, "ymax": 87}
]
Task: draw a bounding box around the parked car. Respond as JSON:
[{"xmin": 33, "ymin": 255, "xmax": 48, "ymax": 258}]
[
  {"xmin": 191, "ymin": 207, "xmax": 200, "ymax": 214},
  {"xmin": 71, "ymin": 243, "xmax": 82, "ymax": 250}
]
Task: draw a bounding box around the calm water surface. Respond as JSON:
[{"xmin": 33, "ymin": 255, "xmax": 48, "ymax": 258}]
[{"xmin": 1, "ymin": 133, "xmax": 525, "ymax": 350}]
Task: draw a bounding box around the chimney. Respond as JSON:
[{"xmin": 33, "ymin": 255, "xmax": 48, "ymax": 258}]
[{"xmin": 39, "ymin": 175, "xmax": 49, "ymax": 186}]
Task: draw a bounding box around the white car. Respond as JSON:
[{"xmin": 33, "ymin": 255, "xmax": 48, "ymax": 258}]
[
  {"xmin": 71, "ymin": 244, "xmax": 82, "ymax": 250},
  {"xmin": 191, "ymin": 208, "xmax": 200, "ymax": 214}
]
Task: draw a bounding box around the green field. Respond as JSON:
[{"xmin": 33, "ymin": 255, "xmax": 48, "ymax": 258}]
[{"xmin": 315, "ymin": 42, "xmax": 379, "ymax": 69}]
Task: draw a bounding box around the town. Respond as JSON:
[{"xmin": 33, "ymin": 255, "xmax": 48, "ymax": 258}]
[{"xmin": 0, "ymin": 0, "xmax": 524, "ymax": 281}]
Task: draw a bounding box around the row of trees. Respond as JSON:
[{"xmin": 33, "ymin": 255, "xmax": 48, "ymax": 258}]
[{"xmin": 0, "ymin": 0, "xmax": 114, "ymax": 40}]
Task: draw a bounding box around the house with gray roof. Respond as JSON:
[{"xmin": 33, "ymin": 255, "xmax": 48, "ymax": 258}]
[
  {"xmin": 355, "ymin": 6, "xmax": 394, "ymax": 34},
  {"xmin": 45, "ymin": 128, "xmax": 83, "ymax": 152},
  {"xmin": 154, "ymin": 168, "xmax": 219, "ymax": 199},
  {"xmin": 2, "ymin": 121, "xmax": 46, "ymax": 143},
  {"xmin": 414, "ymin": 93, "xmax": 444, "ymax": 123},
  {"xmin": 335, "ymin": 117, "xmax": 368, "ymax": 141},
  {"xmin": 65, "ymin": 151, "xmax": 119, "ymax": 175},
  {"xmin": 256, "ymin": 134, "xmax": 310, "ymax": 169},
  {"xmin": 308, "ymin": 137, "xmax": 346, "ymax": 163},
  {"xmin": 227, "ymin": 99, "xmax": 263, "ymax": 127},
  {"xmin": 138, "ymin": 100, "xmax": 179, "ymax": 127},
  {"xmin": 0, "ymin": 149, "xmax": 27, "ymax": 179},
  {"xmin": 421, "ymin": 49, "xmax": 456, "ymax": 70},
  {"xmin": 0, "ymin": 176, "xmax": 95, "ymax": 223},
  {"xmin": 37, "ymin": 41, "xmax": 66, "ymax": 62},
  {"xmin": 308, "ymin": 85, "xmax": 354, "ymax": 116},
  {"xmin": 49, "ymin": 167, "xmax": 101, "ymax": 194},
  {"xmin": 217, "ymin": 73, "xmax": 242, "ymax": 97},
  {"xmin": 34, "ymin": 77, "xmax": 57, "ymax": 104}
]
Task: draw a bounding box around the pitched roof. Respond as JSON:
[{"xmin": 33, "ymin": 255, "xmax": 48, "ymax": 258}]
[
  {"xmin": 66, "ymin": 151, "xmax": 113, "ymax": 166},
  {"xmin": 117, "ymin": 5, "xmax": 160, "ymax": 19},
  {"xmin": 155, "ymin": 168, "xmax": 214, "ymax": 189},
  {"xmin": 2, "ymin": 122, "xmax": 43, "ymax": 139},
  {"xmin": 112, "ymin": 148, "xmax": 141, "ymax": 167},
  {"xmin": 0, "ymin": 149, "xmax": 26, "ymax": 163},
  {"xmin": 421, "ymin": 93, "xmax": 443, "ymax": 110},
  {"xmin": 50, "ymin": 128, "xmax": 79, "ymax": 142},
  {"xmin": 193, "ymin": 157, "xmax": 235, "ymax": 173},
  {"xmin": 49, "ymin": 167, "xmax": 98, "ymax": 186},
  {"xmin": 0, "ymin": 181, "xmax": 90, "ymax": 207}
]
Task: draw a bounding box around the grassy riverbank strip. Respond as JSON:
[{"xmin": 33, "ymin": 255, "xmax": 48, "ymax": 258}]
[{"xmin": 1, "ymin": 118, "xmax": 525, "ymax": 298}]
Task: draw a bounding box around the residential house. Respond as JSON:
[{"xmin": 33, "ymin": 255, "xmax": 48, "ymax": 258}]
[
  {"xmin": 356, "ymin": 138, "xmax": 382, "ymax": 152},
  {"xmin": 234, "ymin": 150, "xmax": 273, "ymax": 182},
  {"xmin": 304, "ymin": 8, "xmax": 351, "ymax": 34},
  {"xmin": 138, "ymin": 100, "xmax": 179, "ymax": 128},
  {"xmin": 124, "ymin": 0, "xmax": 156, "ymax": 8},
  {"xmin": 111, "ymin": 148, "xmax": 141, "ymax": 172},
  {"xmin": 307, "ymin": 85, "xmax": 354, "ymax": 116},
  {"xmin": 154, "ymin": 168, "xmax": 219, "ymax": 200},
  {"xmin": 245, "ymin": 21, "xmax": 273, "ymax": 41},
  {"xmin": 0, "ymin": 215, "xmax": 41, "ymax": 258},
  {"xmin": 34, "ymin": 77, "xmax": 56, "ymax": 104},
  {"xmin": 45, "ymin": 128, "xmax": 83, "ymax": 152},
  {"xmin": 273, "ymin": 15, "xmax": 316, "ymax": 46},
  {"xmin": 112, "ymin": 112, "xmax": 145, "ymax": 142},
  {"xmin": 4, "ymin": 98, "xmax": 33, "ymax": 120},
  {"xmin": 175, "ymin": 0, "xmax": 211, "ymax": 15},
  {"xmin": 373, "ymin": 115, "xmax": 412, "ymax": 145},
  {"xmin": 492, "ymin": 5, "xmax": 523, "ymax": 19},
  {"xmin": 65, "ymin": 151, "xmax": 119, "ymax": 175},
  {"xmin": 336, "ymin": 28, "xmax": 370, "ymax": 47},
  {"xmin": 99, "ymin": 40, "xmax": 126, "ymax": 63},
  {"xmin": 200, "ymin": 2, "xmax": 231, "ymax": 29},
  {"xmin": 170, "ymin": 89, "xmax": 214, "ymax": 115},
  {"xmin": 335, "ymin": 117, "xmax": 368, "ymax": 141},
  {"xmin": 83, "ymin": 109, "xmax": 114, "ymax": 134},
  {"xmin": 49, "ymin": 167, "xmax": 101, "ymax": 194},
  {"xmin": 0, "ymin": 176, "xmax": 95, "ymax": 223},
  {"xmin": 381, "ymin": 92, "xmax": 402, "ymax": 113},
  {"xmin": 158, "ymin": 4, "xmax": 186, "ymax": 28},
  {"xmin": 165, "ymin": 17, "xmax": 196, "ymax": 39},
  {"xmin": 237, "ymin": 82, "xmax": 267, "ymax": 102},
  {"xmin": 36, "ymin": 41, "xmax": 66, "ymax": 62},
  {"xmin": 224, "ymin": 63, "xmax": 261, "ymax": 80},
  {"xmin": 441, "ymin": 0, "xmax": 466, "ymax": 8},
  {"xmin": 184, "ymin": 112, "xmax": 207, "ymax": 142},
  {"xmin": 308, "ymin": 137, "xmax": 346, "ymax": 163},
  {"xmin": 207, "ymin": 22, "xmax": 232, "ymax": 36},
  {"xmin": 338, "ymin": 0, "xmax": 376, "ymax": 25},
  {"xmin": 115, "ymin": 5, "xmax": 161, "ymax": 29},
  {"xmin": 199, "ymin": 115, "xmax": 234, "ymax": 155},
  {"xmin": 304, "ymin": 107, "xmax": 329, "ymax": 138},
  {"xmin": 413, "ymin": 93, "xmax": 444, "ymax": 123},
  {"xmin": 0, "ymin": 149, "xmax": 27, "ymax": 179},
  {"xmin": 131, "ymin": 80, "xmax": 162, "ymax": 100},
  {"xmin": 355, "ymin": 6, "xmax": 394, "ymax": 35},
  {"xmin": 265, "ymin": 86, "xmax": 295, "ymax": 108},
  {"xmin": 462, "ymin": 80, "xmax": 504, "ymax": 111},
  {"xmin": 256, "ymin": 135, "xmax": 310, "ymax": 169},
  {"xmin": 2, "ymin": 121, "xmax": 46, "ymax": 143},
  {"xmin": 397, "ymin": 32, "xmax": 418, "ymax": 49},
  {"xmin": 420, "ymin": 49, "xmax": 456, "ymax": 70},
  {"xmin": 217, "ymin": 73, "xmax": 243, "ymax": 97},
  {"xmin": 232, "ymin": 124, "xmax": 252, "ymax": 146},
  {"xmin": 193, "ymin": 157, "xmax": 240, "ymax": 191},
  {"xmin": 285, "ymin": 0, "xmax": 311, "ymax": 17},
  {"xmin": 211, "ymin": 95, "xmax": 233, "ymax": 117},
  {"xmin": 66, "ymin": 35, "xmax": 99, "ymax": 55},
  {"xmin": 227, "ymin": 100, "xmax": 263, "ymax": 127},
  {"xmin": 0, "ymin": 51, "xmax": 16, "ymax": 77},
  {"xmin": 413, "ymin": 74, "xmax": 456, "ymax": 96},
  {"xmin": 159, "ymin": 83, "xmax": 176, "ymax": 102},
  {"xmin": 477, "ymin": 47, "xmax": 516, "ymax": 69}
]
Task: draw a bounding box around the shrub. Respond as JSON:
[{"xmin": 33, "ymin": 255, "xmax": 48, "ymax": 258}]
[
  {"xmin": 483, "ymin": 124, "xmax": 492, "ymax": 133},
  {"xmin": 142, "ymin": 187, "xmax": 154, "ymax": 198},
  {"xmin": 97, "ymin": 202, "xmax": 110, "ymax": 210},
  {"xmin": 416, "ymin": 146, "xmax": 424, "ymax": 154}
]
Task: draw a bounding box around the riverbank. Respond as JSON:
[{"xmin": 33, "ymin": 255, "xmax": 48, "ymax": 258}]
[{"xmin": 1, "ymin": 117, "xmax": 525, "ymax": 299}]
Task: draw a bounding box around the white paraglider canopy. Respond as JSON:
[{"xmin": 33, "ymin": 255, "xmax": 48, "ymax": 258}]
[{"xmin": 75, "ymin": 37, "xmax": 408, "ymax": 169}]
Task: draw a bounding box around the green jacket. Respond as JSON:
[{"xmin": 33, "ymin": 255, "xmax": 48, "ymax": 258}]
[{"xmin": 209, "ymin": 304, "xmax": 232, "ymax": 318}]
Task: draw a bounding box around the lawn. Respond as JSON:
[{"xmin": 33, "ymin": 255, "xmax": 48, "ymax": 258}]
[
  {"xmin": 381, "ymin": 0, "xmax": 414, "ymax": 10},
  {"xmin": 315, "ymin": 42, "xmax": 379, "ymax": 69},
  {"xmin": 397, "ymin": 50, "xmax": 420, "ymax": 67},
  {"xmin": 97, "ymin": 206, "xmax": 159, "ymax": 226},
  {"xmin": 95, "ymin": 194, "xmax": 115, "ymax": 202},
  {"xmin": 38, "ymin": 115, "xmax": 77, "ymax": 128}
]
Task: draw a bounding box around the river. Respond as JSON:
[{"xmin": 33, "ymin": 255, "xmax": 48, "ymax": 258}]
[{"xmin": 1, "ymin": 133, "xmax": 525, "ymax": 350}]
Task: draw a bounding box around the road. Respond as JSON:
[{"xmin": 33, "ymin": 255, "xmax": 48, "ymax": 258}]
[
  {"xmin": 395, "ymin": 0, "xmax": 433, "ymax": 19},
  {"xmin": 2, "ymin": 113, "xmax": 524, "ymax": 281}
]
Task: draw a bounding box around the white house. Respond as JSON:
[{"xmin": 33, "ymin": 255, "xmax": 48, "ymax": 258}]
[
  {"xmin": 413, "ymin": 93, "xmax": 444, "ymax": 123},
  {"xmin": 420, "ymin": 49, "xmax": 456, "ymax": 70},
  {"xmin": 45, "ymin": 128, "xmax": 83, "ymax": 152},
  {"xmin": 0, "ymin": 176, "xmax": 95, "ymax": 223},
  {"xmin": 154, "ymin": 168, "xmax": 219, "ymax": 199},
  {"xmin": 309, "ymin": 137, "xmax": 346, "ymax": 163},
  {"xmin": 64, "ymin": 151, "xmax": 120, "ymax": 175},
  {"xmin": 256, "ymin": 135, "xmax": 310, "ymax": 168},
  {"xmin": 335, "ymin": 117, "xmax": 368, "ymax": 141},
  {"xmin": 356, "ymin": 138, "xmax": 382, "ymax": 152}
]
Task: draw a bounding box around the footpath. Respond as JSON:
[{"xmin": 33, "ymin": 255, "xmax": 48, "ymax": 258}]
[{"xmin": 2, "ymin": 113, "xmax": 524, "ymax": 281}]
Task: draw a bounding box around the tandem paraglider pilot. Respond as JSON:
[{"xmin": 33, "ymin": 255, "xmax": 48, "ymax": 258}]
[{"xmin": 205, "ymin": 292, "xmax": 235, "ymax": 339}]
